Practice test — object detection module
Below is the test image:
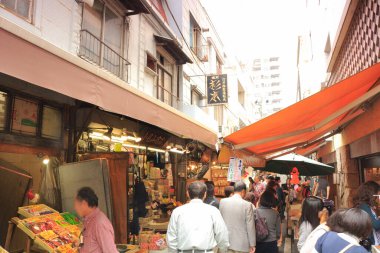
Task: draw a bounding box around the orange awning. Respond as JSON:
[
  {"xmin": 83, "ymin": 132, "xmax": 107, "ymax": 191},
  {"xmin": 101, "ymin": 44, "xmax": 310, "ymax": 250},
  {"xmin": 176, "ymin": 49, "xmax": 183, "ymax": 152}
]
[{"xmin": 225, "ymin": 63, "xmax": 380, "ymax": 157}]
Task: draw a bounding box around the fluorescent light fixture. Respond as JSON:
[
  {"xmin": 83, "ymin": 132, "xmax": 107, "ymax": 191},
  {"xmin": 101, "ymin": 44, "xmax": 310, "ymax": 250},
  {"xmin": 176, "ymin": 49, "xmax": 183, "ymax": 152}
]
[
  {"xmin": 122, "ymin": 143, "xmax": 146, "ymax": 150},
  {"xmin": 121, "ymin": 135, "xmax": 141, "ymax": 143},
  {"xmin": 111, "ymin": 136, "xmax": 124, "ymax": 143},
  {"xmin": 148, "ymin": 147, "xmax": 166, "ymax": 153},
  {"xmin": 170, "ymin": 148, "xmax": 185, "ymax": 154},
  {"xmin": 91, "ymin": 132, "xmax": 103, "ymax": 137},
  {"xmin": 89, "ymin": 132, "xmax": 104, "ymax": 140}
]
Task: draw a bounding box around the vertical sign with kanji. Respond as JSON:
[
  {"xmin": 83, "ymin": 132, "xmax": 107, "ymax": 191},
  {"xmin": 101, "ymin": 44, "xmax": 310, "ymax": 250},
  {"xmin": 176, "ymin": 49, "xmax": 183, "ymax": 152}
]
[
  {"xmin": 206, "ymin": 74, "xmax": 228, "ymax": 105},
  {"xmin": 227, "ymin": 157, "xmax": 243, "ymax": 182}
]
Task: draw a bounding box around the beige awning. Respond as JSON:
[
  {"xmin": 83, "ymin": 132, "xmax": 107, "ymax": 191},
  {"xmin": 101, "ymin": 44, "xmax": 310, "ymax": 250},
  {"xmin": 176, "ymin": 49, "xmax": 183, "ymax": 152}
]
[{"xmin": 0, "ymin": 26, "xmax": 217, "ymax": 146}]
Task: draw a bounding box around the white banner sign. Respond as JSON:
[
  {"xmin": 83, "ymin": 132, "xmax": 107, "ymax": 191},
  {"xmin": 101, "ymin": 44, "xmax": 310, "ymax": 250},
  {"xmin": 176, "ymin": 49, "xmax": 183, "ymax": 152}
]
[{"xmin": 228, "ymin": 157, "xmax": 243, "ymax": 182}]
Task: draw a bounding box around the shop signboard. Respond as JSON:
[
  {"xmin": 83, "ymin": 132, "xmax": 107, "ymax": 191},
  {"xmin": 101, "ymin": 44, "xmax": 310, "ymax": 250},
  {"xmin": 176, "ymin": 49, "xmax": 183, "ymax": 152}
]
[
  {"xmin": 140, "ymin": 126, "xmax": 170, "ymax": 147},
  {"xmin": 11, "ymin": 97, "xmax": 38, "ymax": 135},
  {"xmin": 227, "ymin": 157, "xmax": 243, "ymax": 182},
  {"xmin": 206, "ymin": 74, "xmax": 228, "ymax": 105}
]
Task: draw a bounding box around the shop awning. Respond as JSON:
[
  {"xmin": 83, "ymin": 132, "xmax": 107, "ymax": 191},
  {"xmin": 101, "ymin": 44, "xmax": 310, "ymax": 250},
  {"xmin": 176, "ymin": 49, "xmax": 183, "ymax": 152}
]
[
  {"xmin": 119, "ymin": 0, "xmax": 150, "ymax": 15},
  {"xmin": 0, "ymin": 26, "xmax": 216, "ymax": 146},
  {"xmin": 154, "ymin": 35, "xmax": 193, "ymax": 64},
  {"xmin": 225, "ymin": 63, "xmax": 380, "ymax": 157}
]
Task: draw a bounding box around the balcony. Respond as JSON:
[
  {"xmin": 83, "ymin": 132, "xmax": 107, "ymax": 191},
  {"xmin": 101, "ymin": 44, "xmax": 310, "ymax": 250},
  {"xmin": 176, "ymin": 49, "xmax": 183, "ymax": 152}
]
[
  {"xmin": 78, "ymin": 29, "xmax": 130, "ymax": 82},
  {"xmin": 153, "ymin": 84, "xmax": 180, "ymax": 109},
  {"xmin": 191, "ymin": 44, "xmax": 208, "ymax": 62},
  {"xmin": 178, "ymin": 103, "xmax": 218, "ymax": 132}
]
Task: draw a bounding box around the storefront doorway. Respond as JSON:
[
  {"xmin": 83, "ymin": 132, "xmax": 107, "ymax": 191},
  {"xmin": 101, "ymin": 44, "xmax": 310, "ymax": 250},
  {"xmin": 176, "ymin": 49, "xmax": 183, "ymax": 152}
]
[{"xmin": 360, "ymin": 155, "xmax": 380, "ymax": 184}]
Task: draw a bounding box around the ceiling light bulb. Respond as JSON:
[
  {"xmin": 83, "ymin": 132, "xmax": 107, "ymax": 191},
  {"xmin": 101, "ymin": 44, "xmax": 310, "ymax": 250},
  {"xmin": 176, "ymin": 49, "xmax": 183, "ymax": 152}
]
[{"xmin": 42, "ymin": 155, "xmax": 50, "ymax": 165}]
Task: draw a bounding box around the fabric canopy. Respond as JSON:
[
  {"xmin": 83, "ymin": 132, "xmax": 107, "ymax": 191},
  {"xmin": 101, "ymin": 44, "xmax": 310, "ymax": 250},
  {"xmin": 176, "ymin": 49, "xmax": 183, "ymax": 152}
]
[
  {"xmin": 225, "ymin": 63, "xmax": 380, "ymax": 157},
  {"xmin": 263, "ymin": 153, "xmax": 334, "ymax": 176},
  {"xmin": 0, "ymin": 27, "xmax": 217, "ymax": 146}
]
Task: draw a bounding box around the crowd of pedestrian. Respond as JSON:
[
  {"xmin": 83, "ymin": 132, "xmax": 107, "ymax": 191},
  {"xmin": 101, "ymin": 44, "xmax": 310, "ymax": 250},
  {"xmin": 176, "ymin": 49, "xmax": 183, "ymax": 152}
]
[{"xmin": 167, "ymin": 176, "xmax": 380, "ymax": 253}]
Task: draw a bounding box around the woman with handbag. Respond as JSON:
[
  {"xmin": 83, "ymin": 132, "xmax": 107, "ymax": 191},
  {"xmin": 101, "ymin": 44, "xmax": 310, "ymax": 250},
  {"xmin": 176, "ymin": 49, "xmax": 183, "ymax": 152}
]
[{"xmin": 255, "ymin": 190, "xmax": 281, "ymax": 253}]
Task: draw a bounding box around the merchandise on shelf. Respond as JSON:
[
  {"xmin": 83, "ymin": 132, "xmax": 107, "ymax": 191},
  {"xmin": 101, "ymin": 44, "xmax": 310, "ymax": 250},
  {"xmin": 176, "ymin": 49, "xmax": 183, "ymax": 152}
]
[
  {"xmin": 18, "ymin": 204, "xmax": 58, "ymax": 218},
  {"xmin": 139, "ymin": 231, "xmax": 167, "ymax": 251},
  {"xmin": 211, "ymin": 166, "xmax": 229, "ymax": 197},
  {"xmin": 18, "ymin": 212, "xmax": 81, "ymax": 253}
]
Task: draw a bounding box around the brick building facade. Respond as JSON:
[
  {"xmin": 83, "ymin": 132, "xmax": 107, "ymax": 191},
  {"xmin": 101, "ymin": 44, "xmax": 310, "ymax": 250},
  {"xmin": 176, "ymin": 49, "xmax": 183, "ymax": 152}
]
[
  {"xmin": 317, "ymin": 0, "xmax": 380, "ymax": 208},
  {"xmin": 328, "ymin": 0, "xmax": 380, "ymax": 85}
]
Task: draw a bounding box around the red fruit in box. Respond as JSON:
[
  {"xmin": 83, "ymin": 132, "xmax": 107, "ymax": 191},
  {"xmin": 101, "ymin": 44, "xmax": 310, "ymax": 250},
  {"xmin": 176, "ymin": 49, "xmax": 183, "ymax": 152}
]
[{"xmin": 31, "ymin": 224, "xmax": 42, "ymax": 234}]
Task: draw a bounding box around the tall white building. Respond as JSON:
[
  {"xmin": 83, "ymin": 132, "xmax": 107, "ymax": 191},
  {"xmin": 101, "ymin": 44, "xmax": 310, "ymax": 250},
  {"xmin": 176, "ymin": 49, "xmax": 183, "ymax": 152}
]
[{"xmin": 251, "ymin": 57, "xmax": 283, "ymax": 120}]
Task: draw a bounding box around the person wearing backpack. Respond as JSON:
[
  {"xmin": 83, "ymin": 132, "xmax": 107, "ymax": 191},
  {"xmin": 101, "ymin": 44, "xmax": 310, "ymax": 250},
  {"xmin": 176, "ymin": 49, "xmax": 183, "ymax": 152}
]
[{"xmin": 255, "ymin": 190, "xmax": 281, "ymax": 253}]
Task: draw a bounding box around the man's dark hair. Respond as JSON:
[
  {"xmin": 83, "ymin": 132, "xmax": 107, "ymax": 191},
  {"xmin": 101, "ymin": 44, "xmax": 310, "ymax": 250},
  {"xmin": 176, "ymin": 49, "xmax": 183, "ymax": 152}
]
[
  {"xmin": 188, "ymin": 181, "xmax": 207, "ymax": 199},
  {"xmin": 244, "ymin": 192, "xmax": 255, "ymax": 204},
  {"xmin": 259, "ymin": 190, "xmax": 277, "ymax": 208},
  {"xmin": 340, "ymin": 208, "xmax": 372, "ymax": 239},
  {"xmin": 266, "ymin": 180, "xmax": 278, "ymax": 191},
  {"xmin": 354, "ymin": 181, "xmax": 380, "ymax": 207},
  {"xmin": 224, "ymin": 186, "xmax": 234, "ymax": 197},
  {"xmin": 205, "ymin": 181, "xmax": 215, "ymax": 197},
  {"xmin": 234, "ymin": 181, "xmax": 247, "ymax": 192},
  {"xmin": 327, "ymin": 208, "xmax": 348, "ymax": 233},
  {"xmin": 266, "ymin": 175, "xmax": 274, "ymax": 180},
  {"xmin": 363, "ymin": 180, "xmax": 380, "ymax": 192},
  {"xmin": 77, "ymin": 187, "xmax": 98, "ymax": 207},
  {"xmin": 275, "ymin": 177, "xmax": 281, "ymax": 182}
]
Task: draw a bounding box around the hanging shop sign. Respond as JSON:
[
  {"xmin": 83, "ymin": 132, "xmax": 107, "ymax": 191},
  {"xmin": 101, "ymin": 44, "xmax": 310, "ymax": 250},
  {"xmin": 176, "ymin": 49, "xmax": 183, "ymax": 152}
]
[
  {"xmin": 140, "ymin": 127, "xmax": 170, "ymax": 147},
  {"xmin": 227, "ymin": 157, "xmax": 243, "ymax": 182},
  {"xmin": 206, "ymin": 74, "xmax": 228, "ymax": 105}
]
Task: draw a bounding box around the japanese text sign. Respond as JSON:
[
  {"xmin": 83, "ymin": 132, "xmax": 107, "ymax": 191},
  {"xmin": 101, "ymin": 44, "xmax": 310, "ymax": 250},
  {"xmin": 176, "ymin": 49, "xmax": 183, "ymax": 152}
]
[{"xmin": 206, "ymin": 74, "xmax": 228, "ymax": 105}]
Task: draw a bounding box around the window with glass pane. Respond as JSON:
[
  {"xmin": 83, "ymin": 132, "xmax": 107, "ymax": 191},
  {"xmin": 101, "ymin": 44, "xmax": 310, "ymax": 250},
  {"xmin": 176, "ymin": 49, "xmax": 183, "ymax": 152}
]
[
  {"xmin": 81, "ymin": 0, "xmax": 103, "ymax": 64},
  {"xmin": 11, "ymin": 97, "xmax": 38, "ymax": 135},
  {"xmin": 80, "ymin": 0, "xmax": 124, "ymax": 78},
  {"xmin": 156, "ymin": 53, "xmax": 174, "ymax": 106},
  {"xmin": 0, "ymin": 0, "xmax": 33, "ymax": 21},
  {"xmin": 0, "ymin": 92, "xmax": 8, "ymax": 131},
  {"xmin": 103, "ymin": 6, "xmax": 123, "ymax": 76},
  {"xmin": 42, "ymin": 106, "xmax": 62, "ymax": 140}
]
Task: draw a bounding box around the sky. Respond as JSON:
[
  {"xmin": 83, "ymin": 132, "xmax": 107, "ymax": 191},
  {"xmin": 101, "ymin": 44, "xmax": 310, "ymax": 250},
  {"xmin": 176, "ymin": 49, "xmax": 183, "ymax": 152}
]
[{"xmin": 202, "ymin": 0, "xmax": 304, "ymax": 105}]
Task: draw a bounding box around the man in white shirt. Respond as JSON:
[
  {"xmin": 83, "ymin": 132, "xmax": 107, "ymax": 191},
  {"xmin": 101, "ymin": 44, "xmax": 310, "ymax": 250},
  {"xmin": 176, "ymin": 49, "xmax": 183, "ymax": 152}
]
[
  {"xmin": 167, "ymin": 181, "xmax": 229, "ymax": 253},
  {"xmin": 219, "ymin": 181, "xmax": 256, "ymax": 253}
]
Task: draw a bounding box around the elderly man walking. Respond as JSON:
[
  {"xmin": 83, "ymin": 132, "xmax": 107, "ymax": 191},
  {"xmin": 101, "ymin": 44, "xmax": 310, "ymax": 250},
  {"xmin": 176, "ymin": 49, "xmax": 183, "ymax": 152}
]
[
  {"xmin": 219, "ymin": 181, "xmax": 256, "ymax": 253},
  {"xmin": 167, "ymin": 181, "xmax": 229, "ymax": 253}
]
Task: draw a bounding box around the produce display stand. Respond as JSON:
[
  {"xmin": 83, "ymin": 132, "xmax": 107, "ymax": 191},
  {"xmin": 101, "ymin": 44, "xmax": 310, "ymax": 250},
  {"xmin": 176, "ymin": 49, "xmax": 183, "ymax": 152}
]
[
  {"xmin": 18, "ymin": 204, "xmax": 58, "ymax": 218},
  {"xmin": 0, "ymin": 246, "xmax": 9, "ymax": 253},
  {"xmin": 15, "ymin": 210, "xmax": 81, "ymax": 253}
]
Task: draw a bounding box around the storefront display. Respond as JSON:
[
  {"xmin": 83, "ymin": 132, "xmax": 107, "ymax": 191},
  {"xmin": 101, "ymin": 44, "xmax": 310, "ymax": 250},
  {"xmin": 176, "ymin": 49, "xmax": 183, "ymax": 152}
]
[
  {"xmin": 211, "ymin": 165, "xmax": 229, "ymax": 197},
  {"xmin": 17, "ymin": 212, "xmax": 81, "ymax": 253},
  {"xmin": 139, "ymin": 231, "xmax": 168, "ymax": 251},
  {"xmin": 18, "ymin": 204, "xmax": 58, "ymax": 218}
]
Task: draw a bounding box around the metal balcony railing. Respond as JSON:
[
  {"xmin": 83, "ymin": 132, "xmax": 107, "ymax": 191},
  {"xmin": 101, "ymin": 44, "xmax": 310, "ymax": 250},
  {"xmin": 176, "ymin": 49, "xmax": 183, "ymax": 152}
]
[
  {"xmin": 79, "ymin": 29, "xmax": 130, "ymax": 82},
  {"xmin": 191, "ymin": 44, "xmax": 208, "ymax": 62},
  {"xmin": 154, "ymin": 85, "xmax": 180, "ymax": 108}
]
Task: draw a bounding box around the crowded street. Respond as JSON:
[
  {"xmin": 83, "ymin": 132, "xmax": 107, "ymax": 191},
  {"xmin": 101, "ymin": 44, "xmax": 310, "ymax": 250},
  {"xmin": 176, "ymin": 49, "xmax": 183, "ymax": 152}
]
[{"xmin": 0, "ymin": 0, "xmax": 379, "ymax": 252}]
